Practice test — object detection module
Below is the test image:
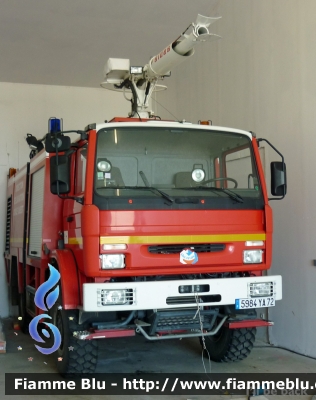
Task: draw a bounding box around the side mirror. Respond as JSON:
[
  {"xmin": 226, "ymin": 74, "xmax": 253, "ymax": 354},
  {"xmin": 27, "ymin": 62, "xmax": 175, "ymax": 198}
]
[
  {"xmin": 271, "ymin": 161, "xmax": 287, "ymax": 197},
  {"xmin": 45, "ymin": 133, "xmax": 71, "ymax": 153},
  {"xmin": 50, "ymin": 155, "xmax": 70, "ymax": 194}
]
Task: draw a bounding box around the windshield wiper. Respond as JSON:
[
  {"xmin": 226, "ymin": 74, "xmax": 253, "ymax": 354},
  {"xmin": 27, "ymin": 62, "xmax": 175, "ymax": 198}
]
[
  {"xmin": 97, "ymin": 185, "xmax": 174, "ymax": 204},
  {"xmin": 178, "ymin": 186, "xmax": 244, "ymax": 203},
  {"xmin": 133, "ymin": 186, "xmax": 174, "ymax": 204}
]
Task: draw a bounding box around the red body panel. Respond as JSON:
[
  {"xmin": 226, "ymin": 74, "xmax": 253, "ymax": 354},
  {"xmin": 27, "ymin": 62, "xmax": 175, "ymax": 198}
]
[
  {"xmin": 226, "ymin": 320, "xmax": 274, "ymax": 329},
  {"xmin": 95, "ymin": 209, "xmax": 266, "ymax": 275},
  {"xmin": 52, "ymin": 249, "xmax": 79, "ymax": 309},
  {"xmin": 5, "ymin": 151, "xmax": 63, "ymax": 314}
]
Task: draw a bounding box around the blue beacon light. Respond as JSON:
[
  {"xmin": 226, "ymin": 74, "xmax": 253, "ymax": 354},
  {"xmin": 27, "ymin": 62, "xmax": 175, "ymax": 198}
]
[{"xmin": 49, "ymin": 117, "xmax": 62, "ymax": 133}]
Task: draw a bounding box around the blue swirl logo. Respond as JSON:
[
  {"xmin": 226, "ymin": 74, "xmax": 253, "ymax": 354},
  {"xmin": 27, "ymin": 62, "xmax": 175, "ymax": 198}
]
[{"xmin": 29, "ymin": 264, "xmax": 62, "ymax": 355}]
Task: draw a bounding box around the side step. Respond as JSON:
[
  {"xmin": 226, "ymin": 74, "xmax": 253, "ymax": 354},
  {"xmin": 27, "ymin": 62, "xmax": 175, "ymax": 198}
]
[{"xmin": 146, "ymin": 308, "xmax": 219, "ymax": 335}]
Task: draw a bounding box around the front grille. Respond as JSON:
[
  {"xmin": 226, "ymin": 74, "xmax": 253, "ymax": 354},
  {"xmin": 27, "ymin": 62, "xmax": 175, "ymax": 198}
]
[
  {"xmin": 148, "ymin": 243, "xmax": 225, "ymax": 254},
  {"xmin": 167, "ymin": 294, "xmax": 221, "ymax": 305}
]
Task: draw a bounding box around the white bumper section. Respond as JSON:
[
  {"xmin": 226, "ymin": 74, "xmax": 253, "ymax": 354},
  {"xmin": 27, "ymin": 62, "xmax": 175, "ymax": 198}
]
[{"xmin": 83, "ymin": 275, "xmax": 282, "ymax": 312}]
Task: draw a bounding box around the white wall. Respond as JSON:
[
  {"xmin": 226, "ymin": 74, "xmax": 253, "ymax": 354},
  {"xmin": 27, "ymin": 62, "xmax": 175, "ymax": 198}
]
[
  {"xmin": 0, "ymin": 82, "xmax": 129, "ymax": 317},
  {"xmin": 156, "ymin": 0, "xmax": 316, "ymax": 358}
]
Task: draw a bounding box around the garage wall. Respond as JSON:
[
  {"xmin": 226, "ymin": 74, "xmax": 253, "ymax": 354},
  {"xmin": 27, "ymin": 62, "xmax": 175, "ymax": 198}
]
[
  {"xmin": 155, "ymin": 0, "xmax": 316, "ymax": 358},
  {"xmin": 0, "ymin": 82, "xmax": 129, "ymax": 317}
]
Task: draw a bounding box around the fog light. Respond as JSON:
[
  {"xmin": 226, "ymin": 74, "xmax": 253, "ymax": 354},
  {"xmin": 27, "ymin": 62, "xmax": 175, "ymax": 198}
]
[
  {"xmin": 100, "ymin": 254, "xmax": 125, "ymax": 269},
  {"xmin": 249, "ymin": 282, "xmax": 273, "ymax": 297},
  {"xmin": 101, "ymin": 289, "xmax": 127, "ymax": 305},
  {"xmin": 243, "ymin": 250, "xmax": 263, "ymax": 264}
]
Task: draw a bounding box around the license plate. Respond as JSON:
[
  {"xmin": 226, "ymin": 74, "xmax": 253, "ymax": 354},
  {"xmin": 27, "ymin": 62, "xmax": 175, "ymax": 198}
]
[{"xmin": 235, "ymin": 297, "xmax": 275, "ymax": 309}]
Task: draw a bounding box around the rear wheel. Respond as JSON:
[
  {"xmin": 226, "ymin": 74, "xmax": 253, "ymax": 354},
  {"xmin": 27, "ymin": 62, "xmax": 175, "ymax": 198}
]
[
  {"xmin": 201, "ymin": 326, "xmax": 256, "ymax": 362},
  {"xmin": 51, "ymin": 293, "xmax": 98, "ymax": 375}
]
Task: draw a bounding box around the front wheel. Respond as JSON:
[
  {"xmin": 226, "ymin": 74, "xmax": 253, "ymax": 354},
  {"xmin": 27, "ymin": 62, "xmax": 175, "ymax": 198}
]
[
  {"xmin": 51, "ymin": 296, "xmax": 98, "ymax": 375},
  {"xmin": 200, "ymin": 326, "xmax": 256, "ymax": 362}
]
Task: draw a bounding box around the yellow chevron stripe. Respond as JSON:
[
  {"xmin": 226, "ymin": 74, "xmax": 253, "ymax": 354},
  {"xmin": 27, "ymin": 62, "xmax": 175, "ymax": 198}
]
[
  {"xmin": 99, "ymin": 233, "xmax": 266, "ymax": 245},
  {"xmin": 11, "ymin": 234, "xmax": 265, "ymax": 247},
  {"xmin": 68, "ymin": 237, "xmax": 83, "ymax": 245}
]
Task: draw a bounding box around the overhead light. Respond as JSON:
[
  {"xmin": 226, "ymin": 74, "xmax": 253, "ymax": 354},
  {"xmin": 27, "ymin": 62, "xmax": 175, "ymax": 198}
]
[
  {"xmin": 192, "ymin": 164, "xmax": 205, "ymax": 183},
  {"xmin": 192, "ymin": 169, "xmax": 205, "ymax": 183},
  {"xmin": 97, "ymin": 159, "xmax": 112, "ymax": 172},
  {"xmin": 26, "ymin": 134, "xmax": 41, "ymax": 150},
  {"xmin": 130, "ymin": 66, "xmax": 143, "ymax": 74}
]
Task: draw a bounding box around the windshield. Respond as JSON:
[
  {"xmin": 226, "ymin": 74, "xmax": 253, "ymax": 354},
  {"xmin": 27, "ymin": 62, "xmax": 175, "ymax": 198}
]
[{"xmin": 93, "ymin": 126, "xmax": 263, "ymax": 210}]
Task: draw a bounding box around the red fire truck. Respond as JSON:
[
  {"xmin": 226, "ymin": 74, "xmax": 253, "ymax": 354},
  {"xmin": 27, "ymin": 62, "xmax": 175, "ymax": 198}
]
[{"xmin": 4, "ymin": 14, "xmax": 286, "ymax": 374}]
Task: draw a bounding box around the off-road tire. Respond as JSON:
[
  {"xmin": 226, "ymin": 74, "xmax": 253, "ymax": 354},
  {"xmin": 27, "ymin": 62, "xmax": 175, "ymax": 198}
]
[
  {"xmin": 51, "ymin": 297, "xmax": 98, "ymax": 375},
  {"xmin": 201, "ymin": 327, "xmax": 256, "ymax": 362}
]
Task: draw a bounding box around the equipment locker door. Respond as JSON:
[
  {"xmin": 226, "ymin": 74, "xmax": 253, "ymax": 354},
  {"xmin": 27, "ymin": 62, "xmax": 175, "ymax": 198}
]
[{"xmin": 28, "ymin": 167, "xmax": 45, "ymax": 257}]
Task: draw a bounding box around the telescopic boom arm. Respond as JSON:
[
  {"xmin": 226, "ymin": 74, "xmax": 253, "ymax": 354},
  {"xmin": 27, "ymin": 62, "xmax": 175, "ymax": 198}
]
[{"xmin": 101, "ymin": 14, "xmax": 221, "ymax": 118}]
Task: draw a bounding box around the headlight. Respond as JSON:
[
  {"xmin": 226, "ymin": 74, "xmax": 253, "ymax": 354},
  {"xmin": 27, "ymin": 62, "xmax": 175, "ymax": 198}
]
[
  {"xmin": 243, "ymin": 250, "xmax": 263, "ymax": 264},
  {"xmin": 100, "ymin": 254, "xmax": 125, "ymax": 269},
  {"xmin": 249, "ymin": 282, "xmax": 273, "ymax": 297}
]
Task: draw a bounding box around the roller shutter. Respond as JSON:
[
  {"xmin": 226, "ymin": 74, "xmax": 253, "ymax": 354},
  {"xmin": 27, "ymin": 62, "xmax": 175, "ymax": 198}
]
[{"xmin": 28, "ymin": 167, "xmax": 45, "ymax": 257}]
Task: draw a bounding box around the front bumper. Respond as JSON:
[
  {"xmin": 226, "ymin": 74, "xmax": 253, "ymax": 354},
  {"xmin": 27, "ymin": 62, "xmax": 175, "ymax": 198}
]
[{"xmin": 83, "ymin": 275, "xmax": 282, "ymax": 312}]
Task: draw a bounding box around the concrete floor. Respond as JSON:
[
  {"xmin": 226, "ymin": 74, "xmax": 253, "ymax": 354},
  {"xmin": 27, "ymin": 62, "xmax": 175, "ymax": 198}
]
[{"xmin": 0, "ymin": 317, "xmax": 315, "ymax": 400}]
